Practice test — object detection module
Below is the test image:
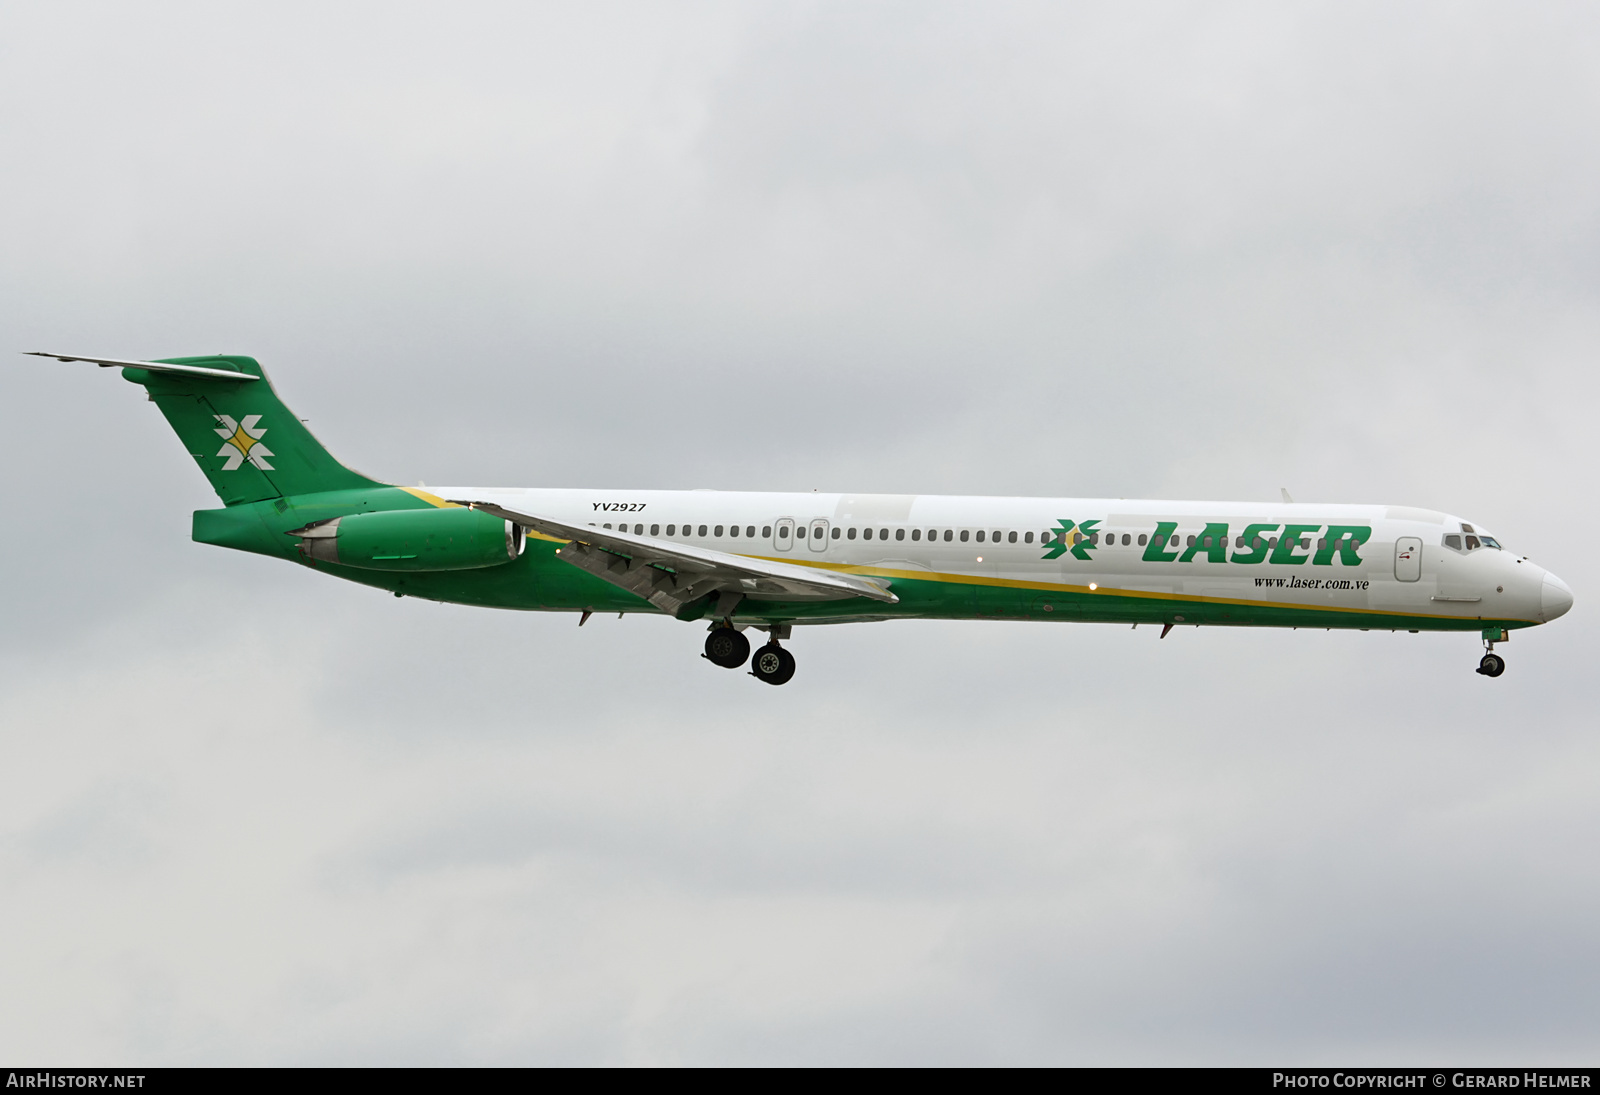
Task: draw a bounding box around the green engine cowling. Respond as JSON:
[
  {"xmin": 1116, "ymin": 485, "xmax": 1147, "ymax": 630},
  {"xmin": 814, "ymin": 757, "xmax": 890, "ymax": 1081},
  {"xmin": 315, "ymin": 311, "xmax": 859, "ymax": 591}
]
[{"xmin": 292, "ymin": 507, "xmax": 523, "ymax": 571}]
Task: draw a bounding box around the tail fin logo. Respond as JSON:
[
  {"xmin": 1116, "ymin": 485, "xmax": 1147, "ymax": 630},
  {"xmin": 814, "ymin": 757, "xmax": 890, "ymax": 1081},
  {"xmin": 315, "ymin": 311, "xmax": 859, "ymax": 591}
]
[{"xmin": 214, "ymin": 414, "xmax": 275, "ymax": 470}]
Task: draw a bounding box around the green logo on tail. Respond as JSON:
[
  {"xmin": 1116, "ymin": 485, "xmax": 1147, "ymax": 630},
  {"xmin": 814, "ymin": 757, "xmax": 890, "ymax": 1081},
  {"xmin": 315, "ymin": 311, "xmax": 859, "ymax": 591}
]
[{"xmin": 214, "ymin": 414, "xmax": 274, "ymax": 470}]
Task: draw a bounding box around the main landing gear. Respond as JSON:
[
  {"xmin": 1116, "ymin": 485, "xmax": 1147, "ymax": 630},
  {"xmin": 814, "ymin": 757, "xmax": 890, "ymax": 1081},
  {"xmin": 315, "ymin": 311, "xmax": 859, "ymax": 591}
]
[
  {"xmin": 703, "ymin": 626, "xmax": 750, "ymax": 669},
  {"xmin": 749, "ymin": 642, "xmax": 796, "ymax": 686},
  {"xmin": 1477, "ymin": 629, "xmax": 1507, "ymax": 678},
  {"xmin": 702, "ymin": 623, "xmax": 797, "ymax": 685}
]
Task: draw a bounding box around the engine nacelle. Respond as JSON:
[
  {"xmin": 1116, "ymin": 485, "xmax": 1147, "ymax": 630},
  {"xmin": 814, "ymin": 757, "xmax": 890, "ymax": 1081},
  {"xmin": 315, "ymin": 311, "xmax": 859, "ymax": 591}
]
[{"xmin": 292, "ymin": 507, "xmax": 523, "ymax": 571}]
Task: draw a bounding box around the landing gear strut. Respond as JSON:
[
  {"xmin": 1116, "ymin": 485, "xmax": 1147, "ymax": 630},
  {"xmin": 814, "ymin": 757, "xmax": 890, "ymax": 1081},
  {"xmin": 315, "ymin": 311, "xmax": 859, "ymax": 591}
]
[
  {"xmin": 1477, "ymin": 629, "xmax": 1507, "ymax": 677},
  {"xmin": 703, "ymin": 626, "xmax": 750, "ymax": 669},
  {"xmin": 750, "ymin": 642, "xmax": 796, "ymax": 686}
]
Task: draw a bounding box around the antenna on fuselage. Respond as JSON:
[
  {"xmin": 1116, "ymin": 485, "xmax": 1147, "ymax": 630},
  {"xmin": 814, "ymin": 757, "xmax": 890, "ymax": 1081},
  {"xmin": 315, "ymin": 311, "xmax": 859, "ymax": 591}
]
[{"xmin": 1280, "ymin": 488, "xmax": 1295, "ymax": 504}]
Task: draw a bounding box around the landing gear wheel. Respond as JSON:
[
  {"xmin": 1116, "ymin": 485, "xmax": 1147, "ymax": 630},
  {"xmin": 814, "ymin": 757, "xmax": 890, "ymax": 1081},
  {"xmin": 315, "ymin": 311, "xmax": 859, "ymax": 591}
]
[
  {"xmin": 703, "ymin": 627, "xmax": 750, "ymax": 669},
  {"xmin": 1477, "ymin": 652, "xmax": 1506, "ymax": 677},
  {"xmin": 750, "ymin": 643, "xmax": 796, "ymax": 686}
]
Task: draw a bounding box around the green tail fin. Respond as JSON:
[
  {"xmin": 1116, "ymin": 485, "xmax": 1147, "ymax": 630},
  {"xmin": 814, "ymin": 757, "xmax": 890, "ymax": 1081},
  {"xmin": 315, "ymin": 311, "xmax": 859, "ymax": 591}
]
[{"xmin": 126, "ymin": 355, "xmax": 380, "ymax": 505}]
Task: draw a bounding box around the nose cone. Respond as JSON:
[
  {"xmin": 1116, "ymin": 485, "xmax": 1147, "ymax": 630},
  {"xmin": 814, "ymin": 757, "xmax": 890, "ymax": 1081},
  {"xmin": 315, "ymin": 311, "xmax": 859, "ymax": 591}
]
[{"xmin": 1542, "ymin": 572, "xmax": 1574, "ymax": 622}]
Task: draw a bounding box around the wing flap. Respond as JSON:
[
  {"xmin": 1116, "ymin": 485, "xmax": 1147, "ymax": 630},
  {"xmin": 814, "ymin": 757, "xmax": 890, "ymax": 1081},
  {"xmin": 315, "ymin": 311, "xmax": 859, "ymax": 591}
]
[{"xmin": 458, "ymin": 501, "xmax": 898, "ymax": 615}]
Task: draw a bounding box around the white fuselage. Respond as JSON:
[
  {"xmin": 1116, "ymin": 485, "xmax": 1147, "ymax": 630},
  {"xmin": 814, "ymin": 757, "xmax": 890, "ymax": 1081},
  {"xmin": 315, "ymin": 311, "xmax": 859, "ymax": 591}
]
[{"xmin": 433, "ymin": 487, "xmax": 1573, "ymax": 628}]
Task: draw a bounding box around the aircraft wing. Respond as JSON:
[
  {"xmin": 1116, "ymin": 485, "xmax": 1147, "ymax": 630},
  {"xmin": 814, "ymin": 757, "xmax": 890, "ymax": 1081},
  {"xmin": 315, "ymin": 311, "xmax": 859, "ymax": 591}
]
[{"xmin": 458, "ymin": 501, "xmax": 898, "ymax": 617}]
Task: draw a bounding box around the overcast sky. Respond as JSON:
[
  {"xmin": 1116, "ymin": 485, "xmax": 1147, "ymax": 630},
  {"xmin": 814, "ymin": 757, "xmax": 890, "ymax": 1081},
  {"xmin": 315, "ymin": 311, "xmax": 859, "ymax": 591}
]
[{"xmin": 2, "ymin": 0, "xmax": 1598, "ymax": 1065}]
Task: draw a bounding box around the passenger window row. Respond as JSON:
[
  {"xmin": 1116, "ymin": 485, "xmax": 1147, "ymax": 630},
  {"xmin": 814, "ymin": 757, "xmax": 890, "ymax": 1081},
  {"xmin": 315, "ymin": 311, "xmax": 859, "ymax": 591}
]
[
  {"xmin": 598, "ymin": 523, "xmax": 772, "ymax": 538},
  {"xmin": 587, "ymin": 521, "xmax": 1370, "ymax": 556}
]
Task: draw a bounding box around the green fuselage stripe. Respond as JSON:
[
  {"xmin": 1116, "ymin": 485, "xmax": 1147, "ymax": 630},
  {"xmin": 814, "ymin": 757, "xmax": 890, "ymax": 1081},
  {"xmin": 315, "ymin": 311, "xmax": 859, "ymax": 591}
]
[{"xmin": 193, "ymin": 492, "xmax": 1535, "ymax": 634}]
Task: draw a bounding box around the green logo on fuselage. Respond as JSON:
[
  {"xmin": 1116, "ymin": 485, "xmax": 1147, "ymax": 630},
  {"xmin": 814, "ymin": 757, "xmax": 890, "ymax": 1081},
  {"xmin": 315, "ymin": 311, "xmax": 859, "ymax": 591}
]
[
  {"xmin": 1045, "ymin": 521, "xmax": 1371, "ymax": 566},
  {"xmin": 1042, "ymin": 519, "xmax": 1100, "ymax": 560}
]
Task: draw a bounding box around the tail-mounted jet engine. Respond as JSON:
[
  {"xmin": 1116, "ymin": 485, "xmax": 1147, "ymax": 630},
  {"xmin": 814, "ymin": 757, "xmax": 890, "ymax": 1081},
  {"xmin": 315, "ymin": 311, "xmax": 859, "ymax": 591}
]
[{"xmin": 290, "ymin": 508, "xmax": 524, "ymax": 571}]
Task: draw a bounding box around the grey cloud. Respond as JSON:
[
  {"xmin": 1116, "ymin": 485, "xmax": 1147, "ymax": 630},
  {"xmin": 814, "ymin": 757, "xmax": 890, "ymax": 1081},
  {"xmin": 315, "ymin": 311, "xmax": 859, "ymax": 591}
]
[{"xmin": 1, "ymin": 0, "xmax": 1597, "ymax": 1065}]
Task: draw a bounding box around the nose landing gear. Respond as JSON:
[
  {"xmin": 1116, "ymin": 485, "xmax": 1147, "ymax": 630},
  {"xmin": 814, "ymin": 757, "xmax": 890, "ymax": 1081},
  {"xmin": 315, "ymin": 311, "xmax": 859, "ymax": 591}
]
[{"xmin": 1477, "ymin": 628, "xmax": 1508, "ymax": 677}]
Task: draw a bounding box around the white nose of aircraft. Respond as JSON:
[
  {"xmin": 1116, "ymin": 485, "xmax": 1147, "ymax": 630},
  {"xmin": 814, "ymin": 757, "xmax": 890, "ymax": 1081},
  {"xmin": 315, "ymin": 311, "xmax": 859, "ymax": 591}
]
[{"xmin": 1542, "ymin": 572, "xmax": 1574, "ymax": 622}]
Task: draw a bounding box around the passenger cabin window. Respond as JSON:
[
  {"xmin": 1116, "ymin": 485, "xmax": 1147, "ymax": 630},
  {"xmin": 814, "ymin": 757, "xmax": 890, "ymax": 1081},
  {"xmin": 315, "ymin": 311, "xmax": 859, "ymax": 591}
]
[
  {"xmin": 975, "ymin": 530, "xmax": 985, "ymax": 543},
  {"xmin": 944, "ymin": 530, "xmax": 953, "ymax": 542},
  {"xmin": 1008, "ymin": 531, "xmax": 1018, "ymax": 543},
  {"xmin": 847, "ymin": 528, "xmax": 857, "ymax": 540},
  {"xmin": 896, "ymin": 529, "xmax": 905, "ymax": 540},
  {"xmin": 1025, "ymin": 532, "xmax": 1034, "ymax": 544},
  {"xmin": 911, "ymin": 529, "xmax": 921, "ymax": 541},
  {"xmin": 960, "ymin": 530, "xmax": 970, "ymax": 542},
  {"xmin": 666, "ymin": 524, "xmax": 676, "ymax": 536},
  {"xmin": 698, "ymin": 525, "xmax": 708, "ymax": 537},
  {"xmin": 832, "ymin": 528, "xmax": 841, "ymax": 539},
  {"xmin": 1138, "ymin": 534, "xmax": 1147, "ymax": 546}
]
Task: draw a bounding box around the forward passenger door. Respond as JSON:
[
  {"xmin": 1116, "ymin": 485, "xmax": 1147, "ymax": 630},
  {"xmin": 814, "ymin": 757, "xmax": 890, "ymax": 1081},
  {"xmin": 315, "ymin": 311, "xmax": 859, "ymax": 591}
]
[{"xmin": 1395, "ymin": 537, "xmax": 1422, "ymax": 582}]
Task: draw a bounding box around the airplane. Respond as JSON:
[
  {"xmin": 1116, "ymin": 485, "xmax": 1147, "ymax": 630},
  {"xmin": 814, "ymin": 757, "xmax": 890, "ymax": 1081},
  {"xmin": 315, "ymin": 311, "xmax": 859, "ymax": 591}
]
[{"xmin": 30, "ymin": 351, "xmax": 1573, "ymax": 685}]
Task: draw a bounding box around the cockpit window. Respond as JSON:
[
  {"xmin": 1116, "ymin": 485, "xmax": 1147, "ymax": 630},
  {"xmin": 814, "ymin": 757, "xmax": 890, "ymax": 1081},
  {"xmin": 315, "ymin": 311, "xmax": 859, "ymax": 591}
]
[
  {"xmin": 1465, "ymin": 535, "xmax": 1481, "ymax": 550},
  {"xmin": 1481, "ymin": 536, "xmax": 1501, "ymax": 549},
  {"xmin": 1443, "ymin": 534, "xmax": 1462, "ymax": 550}
]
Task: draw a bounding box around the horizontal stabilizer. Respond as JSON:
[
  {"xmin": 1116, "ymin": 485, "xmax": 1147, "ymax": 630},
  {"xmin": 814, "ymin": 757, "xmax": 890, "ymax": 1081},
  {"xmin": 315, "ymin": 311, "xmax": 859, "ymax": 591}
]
[{"xmin": 24, "ymin": 351, "xmax": 259, "ymax": 382}]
